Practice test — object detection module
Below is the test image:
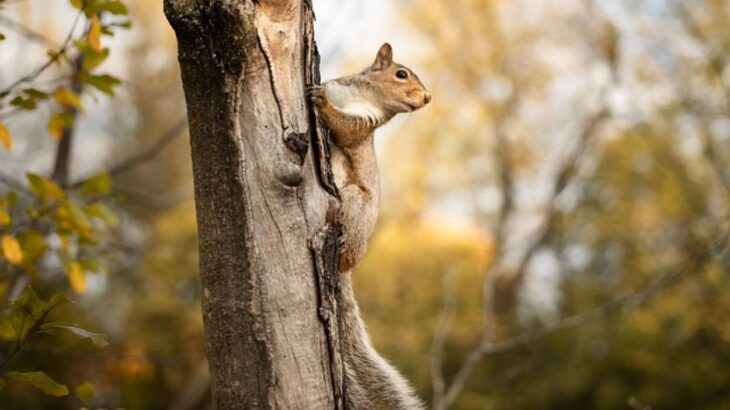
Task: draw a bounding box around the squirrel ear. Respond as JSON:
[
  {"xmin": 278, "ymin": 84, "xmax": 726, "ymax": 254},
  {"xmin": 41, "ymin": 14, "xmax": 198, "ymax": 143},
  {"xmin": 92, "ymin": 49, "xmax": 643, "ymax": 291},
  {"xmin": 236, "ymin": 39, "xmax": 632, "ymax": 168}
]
[{"xmin": 372, "ymin": 43, "xmax": 393, "ymax": 71}]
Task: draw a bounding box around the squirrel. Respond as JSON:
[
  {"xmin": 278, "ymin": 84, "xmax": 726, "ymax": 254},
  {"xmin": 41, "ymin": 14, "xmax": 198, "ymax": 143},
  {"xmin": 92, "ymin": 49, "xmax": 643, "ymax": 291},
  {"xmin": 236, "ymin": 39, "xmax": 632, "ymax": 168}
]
[{"xmin": 309, "ymin": 43, "xmax": 431, "ymax": 410}]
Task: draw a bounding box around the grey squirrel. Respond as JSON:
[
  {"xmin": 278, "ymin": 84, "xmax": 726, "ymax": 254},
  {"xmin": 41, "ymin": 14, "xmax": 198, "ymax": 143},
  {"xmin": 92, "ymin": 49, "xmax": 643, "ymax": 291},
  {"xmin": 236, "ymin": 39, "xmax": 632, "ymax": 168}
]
[{"xmin": 309, "ymin": 43, "xmax": 431, "ymax": 410}]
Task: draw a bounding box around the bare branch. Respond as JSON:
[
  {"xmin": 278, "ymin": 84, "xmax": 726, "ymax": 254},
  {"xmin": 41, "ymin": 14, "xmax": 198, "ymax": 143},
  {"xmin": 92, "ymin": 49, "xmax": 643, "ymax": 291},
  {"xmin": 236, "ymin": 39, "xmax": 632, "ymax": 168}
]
[
  {"xmin": 431, "ymin": 271, "xmax": 456, "ymax": 408},
  {"xmin": 70, "ymin": 118, "xmax": 187, "ymax": 188},
  {"xmin": 672, "ymin": 6, "xmax": 730, "ymax": 197},
  {"xmin": 436, "ymin": 108, "xmax": 609, "ymax": 410},
  {"xmin": 437, "ymin": 222, "xmax": 729, "ymax": 409},
  {"xmin": 0, "ymin": 9, "xmax": 83, "ymax": 96},
  {"xmin": 506, "ymin": 109, "xmax": 609, "ymax": 283},
  {"xmin": 0, "ymin": 14, "xmax": 58, "ymax": 48},
  {"xmin": 675, "ymin": 3, "xmax": 730, "ymax": 107},
  {"xmin": 2, "ymin": 119, "xmax": 186, "ymax": 196},
  {"xmin": 114, "ymin": 187, "xmax": 192, "ymax": 210},
  {"xmin": 480, "ymin": 109, "xmax": 516, "ymax": 344}
]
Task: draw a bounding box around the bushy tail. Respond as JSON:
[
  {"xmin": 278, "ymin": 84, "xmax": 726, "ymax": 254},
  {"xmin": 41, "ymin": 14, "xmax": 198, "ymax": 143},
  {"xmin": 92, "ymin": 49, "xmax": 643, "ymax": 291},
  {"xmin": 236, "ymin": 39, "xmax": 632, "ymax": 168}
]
[{"xmin": 339, "ymin": 272, "xmax": 426, "ymax": 410}]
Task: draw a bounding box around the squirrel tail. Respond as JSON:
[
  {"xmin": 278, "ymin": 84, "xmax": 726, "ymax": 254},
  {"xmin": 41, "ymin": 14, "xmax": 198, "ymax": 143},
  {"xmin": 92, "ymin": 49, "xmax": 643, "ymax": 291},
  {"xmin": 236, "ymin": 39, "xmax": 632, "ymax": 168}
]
[{"xmin": 340, "ymin": 272, "xmax": 426, "ymax": 410}]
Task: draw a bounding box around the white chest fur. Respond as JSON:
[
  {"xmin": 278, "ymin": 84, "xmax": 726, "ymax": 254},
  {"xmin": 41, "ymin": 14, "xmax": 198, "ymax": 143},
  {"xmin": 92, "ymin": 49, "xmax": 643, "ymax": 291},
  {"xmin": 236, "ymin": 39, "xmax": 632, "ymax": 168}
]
[{"xmin": 325, "ymin": 82, "xmax": 386, "ymax": 125}]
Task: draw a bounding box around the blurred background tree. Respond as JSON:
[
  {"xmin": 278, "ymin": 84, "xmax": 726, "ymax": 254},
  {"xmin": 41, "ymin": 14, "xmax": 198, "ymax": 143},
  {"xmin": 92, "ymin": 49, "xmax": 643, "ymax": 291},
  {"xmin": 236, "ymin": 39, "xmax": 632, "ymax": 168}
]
[{"xmin": 1, "ymin": 0, "xmax": 729, "ymax": 409}]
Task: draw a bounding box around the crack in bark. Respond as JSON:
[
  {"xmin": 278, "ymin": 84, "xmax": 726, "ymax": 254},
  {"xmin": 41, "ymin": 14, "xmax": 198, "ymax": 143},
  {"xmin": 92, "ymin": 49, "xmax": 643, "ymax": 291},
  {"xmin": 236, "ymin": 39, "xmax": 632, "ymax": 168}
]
[
  {"xmin": 309, "ymin": 222, "xmax": 346, "ymax": 410},
  {"xmin": 256, "ymin": 25, "xmax": 288, "ymax": 135}
]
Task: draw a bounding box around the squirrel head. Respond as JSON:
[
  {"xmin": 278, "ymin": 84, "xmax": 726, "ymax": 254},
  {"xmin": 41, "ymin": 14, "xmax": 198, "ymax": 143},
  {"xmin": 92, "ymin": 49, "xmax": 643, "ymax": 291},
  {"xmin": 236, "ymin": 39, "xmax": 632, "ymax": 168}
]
[{"xmin": 362, "ymin": 43, "xmax": 431, "ymax": 115}]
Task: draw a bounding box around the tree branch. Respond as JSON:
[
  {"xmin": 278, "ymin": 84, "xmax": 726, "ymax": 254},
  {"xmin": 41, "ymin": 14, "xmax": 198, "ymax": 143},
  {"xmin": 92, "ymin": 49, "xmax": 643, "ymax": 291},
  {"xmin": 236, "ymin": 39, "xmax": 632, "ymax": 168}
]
[
  {"xmin": 437, "ymin": 221, "xmax": 729, "ymax": 409},
  {"xmin": 435, "ymin": 108, "xmax": 609, "ymax": 410}
]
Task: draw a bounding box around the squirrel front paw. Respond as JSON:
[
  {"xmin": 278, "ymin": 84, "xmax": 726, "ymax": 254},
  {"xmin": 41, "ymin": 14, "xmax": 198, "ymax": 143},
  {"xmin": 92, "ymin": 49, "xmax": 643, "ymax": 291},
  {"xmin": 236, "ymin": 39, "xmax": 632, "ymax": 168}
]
[{"xmin": 307, "ymin": 84, "xmax": 327, "ymax": 107}]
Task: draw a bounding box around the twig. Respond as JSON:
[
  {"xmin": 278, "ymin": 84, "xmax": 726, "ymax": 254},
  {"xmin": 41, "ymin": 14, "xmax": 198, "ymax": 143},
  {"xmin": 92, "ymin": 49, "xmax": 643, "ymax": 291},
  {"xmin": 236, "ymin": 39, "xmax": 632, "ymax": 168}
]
[
  {"xmin": 0, "ymin": 9, "xmax": 83, "ymax": 96},
  {"xmin": 70, "ymin": 118, "xmax": 188, "ymax": 188},
  {"xmin": 114, "ymin": 187, "xmax": 193, "ymax": 210},
  {"xmin": 0, "ymin": 15, "xmax": 58, "ymax": 48},
  {"xmin": 0, "ymin": 298, "xmax": 63, "ymax": 371}
]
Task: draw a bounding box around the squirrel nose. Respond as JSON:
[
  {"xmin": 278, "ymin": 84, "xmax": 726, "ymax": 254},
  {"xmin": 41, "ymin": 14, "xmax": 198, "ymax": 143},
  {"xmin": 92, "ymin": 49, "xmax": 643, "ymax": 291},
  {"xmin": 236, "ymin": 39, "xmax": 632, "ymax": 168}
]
[{"xmin": 423, "ymin": 93, "xmax": 432, "ymax": 104}]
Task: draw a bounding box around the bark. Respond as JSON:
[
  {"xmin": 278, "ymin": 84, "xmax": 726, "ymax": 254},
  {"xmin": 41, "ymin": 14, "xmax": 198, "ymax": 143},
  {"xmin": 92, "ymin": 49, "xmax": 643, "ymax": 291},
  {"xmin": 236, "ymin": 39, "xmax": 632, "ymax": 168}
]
[{"xmin": 164, "ymin": 1, "xmax": 344, "ymax": 408}]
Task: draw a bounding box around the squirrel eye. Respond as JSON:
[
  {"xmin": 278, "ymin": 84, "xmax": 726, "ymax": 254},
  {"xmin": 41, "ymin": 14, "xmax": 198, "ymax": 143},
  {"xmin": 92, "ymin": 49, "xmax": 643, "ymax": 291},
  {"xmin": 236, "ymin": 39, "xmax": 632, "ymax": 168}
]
[{"xmin": 395, "ymin": 69, "xmax": 408, "ymax": 79}]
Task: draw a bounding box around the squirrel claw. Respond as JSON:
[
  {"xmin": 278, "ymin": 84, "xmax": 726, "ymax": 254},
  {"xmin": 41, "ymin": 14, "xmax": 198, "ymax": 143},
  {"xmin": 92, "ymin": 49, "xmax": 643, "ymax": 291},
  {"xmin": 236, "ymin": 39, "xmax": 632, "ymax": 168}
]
[{"xmin": 307, "ymin": 85, "xmax": 327, "ymax": 107}]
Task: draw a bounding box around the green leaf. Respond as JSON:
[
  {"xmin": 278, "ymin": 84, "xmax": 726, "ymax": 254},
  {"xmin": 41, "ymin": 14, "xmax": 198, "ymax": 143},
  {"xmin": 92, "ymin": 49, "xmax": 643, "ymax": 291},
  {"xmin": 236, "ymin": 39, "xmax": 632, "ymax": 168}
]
[
  {"xmin": 85, "ymin": 203, "xmax": 118, "ymax": 227},
  {"xmin": 26, "ymin": 173, "xmax": 65, "ymax": 201},
  {"xmin": 6, "ymin": 372, "xmax": 69, "ymax": 397},
  {"xmin": 0, "ymin": 377, "xmax": 5, "ymax": 391},
  {"xmin": 12, "ymin": 287, "xmax": 69, "ymax": 326},
  {"xmin": 0, "ymin": 191, "xmax": 18, "ymax": 207},
  {"xmin": 79, "ymin": 73, "xmax": 121, "ymax": 96},
  {"xmin": 91, "ymin": 0, "xmax": 129, "ymax": 15},
  {"xmin": 41, "ymin": 324, "xmax": 108, "ymax": 347},
  {"xmin": 14, "ymin": 285, "xmax": 43, "ymax": 317},
  {"xmin": 67, "ymin": 202, "xmax": 92, "ymax": 231},
  {"xmin": 0, "ymin": 316, "xmax": 17, "ymax": 341},
  {"xmin": 44, "ymin": 293, "xmax": 71, "ymax": 310},
  {"xmin": 80, "ymin": 259, "xmax": 100, "ymax": 272},
  {"xmin": 75, "ymin": 381, "xmax": 95, "ymax": 405},
  {"xmin": 23, "ymin": 88, "xmax": 49, "ymax": 100},
  {"xmin": 0, "ymin": 33, "xmax": 6, "ymax": 41},
  {"xmin": 80, "ymin": 172, "xmax": 111, "ymax": 196},
  {"xmin": 27, "ymin": 173, "xmax": 45, "ymax": 197},
  {"xmin": 69, "ymin": 0, "xmax": 84, "ymax": 10},
  {"xmin": 17, "ymin": 231, "xmax": 47, "ymax": 263},
  {"xmin": 82, "ymin": 48, "xmax": 110, "ymax": 70},
  {"xmin": 10, "ymin": 96, "xmax": 36, "ymax": 110}
]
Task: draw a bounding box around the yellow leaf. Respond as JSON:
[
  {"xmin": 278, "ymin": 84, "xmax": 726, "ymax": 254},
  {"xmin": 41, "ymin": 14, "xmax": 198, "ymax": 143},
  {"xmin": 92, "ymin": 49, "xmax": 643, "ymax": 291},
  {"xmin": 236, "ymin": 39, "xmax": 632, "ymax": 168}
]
[
  {"xmin": 88, "ymin": 15, "xmax": 101, "ymax": 52},
  {"xmin": 0, "ymin": 210, "xmax": 10, "ymax": 226},
  {"xmin": 53, "ymin": 87, "xmax": 83, "ymax": 111},
  {"xmin": 48, "ymin": 114, "xmax": 66, "ymax": 141},
  {"xmin": 0, "ymin": 122, "xmax": 11, "ymax": 150},
  {"xmin": 59, "ymin": 234, "xmax": 70, "ymax": 253},
  {"xmin": 1, "ymin": 235, "xmax": 23, "ymax": 265},
  {"xmin": 67, "ymin": 262, "xmax": 86, "ymax": 293}
]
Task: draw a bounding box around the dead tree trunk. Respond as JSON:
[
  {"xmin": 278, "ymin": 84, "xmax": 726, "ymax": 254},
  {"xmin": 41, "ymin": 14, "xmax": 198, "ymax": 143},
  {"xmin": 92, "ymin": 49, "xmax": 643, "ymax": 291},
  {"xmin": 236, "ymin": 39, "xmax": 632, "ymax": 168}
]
[{"xmin": 164, "ymin": 1, "xmax": 344, "ymax": 408}]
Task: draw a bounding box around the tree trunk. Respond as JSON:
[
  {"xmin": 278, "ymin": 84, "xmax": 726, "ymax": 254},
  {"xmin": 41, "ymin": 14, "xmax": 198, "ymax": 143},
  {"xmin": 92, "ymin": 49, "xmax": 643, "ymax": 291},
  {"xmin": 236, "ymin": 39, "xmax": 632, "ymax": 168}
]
[{"xmin": 164, "ymin": 1, "xmax": 344, "ymax": 408}]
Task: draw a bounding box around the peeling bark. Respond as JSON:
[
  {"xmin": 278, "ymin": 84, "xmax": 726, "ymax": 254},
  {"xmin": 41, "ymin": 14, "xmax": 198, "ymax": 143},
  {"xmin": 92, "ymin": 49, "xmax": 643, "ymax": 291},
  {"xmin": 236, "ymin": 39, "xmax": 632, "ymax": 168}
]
[{"xmin": 164, "ymin": 0, "xmax": 344, "ymax": 408}]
